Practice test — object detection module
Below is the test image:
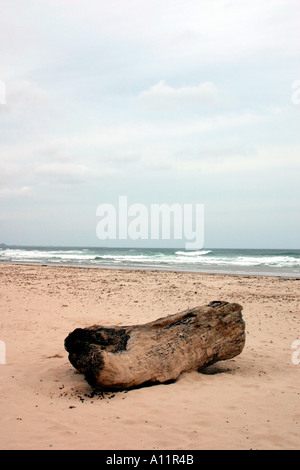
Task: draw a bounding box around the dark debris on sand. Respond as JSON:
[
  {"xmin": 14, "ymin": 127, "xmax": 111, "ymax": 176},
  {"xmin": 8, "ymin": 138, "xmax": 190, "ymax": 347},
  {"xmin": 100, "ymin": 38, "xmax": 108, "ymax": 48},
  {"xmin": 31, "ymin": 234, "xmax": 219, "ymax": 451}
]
[{"xmin": 59, "ymin": 386, "xmax": 128, "ymax": 403}]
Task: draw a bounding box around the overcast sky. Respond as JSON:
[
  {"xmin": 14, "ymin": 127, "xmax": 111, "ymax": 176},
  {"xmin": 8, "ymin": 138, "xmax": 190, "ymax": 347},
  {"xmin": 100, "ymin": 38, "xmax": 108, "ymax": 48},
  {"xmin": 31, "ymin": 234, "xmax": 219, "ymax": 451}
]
[{"xmin": 0, "ymin": 0, "xmax": 299, "ymax": 248}]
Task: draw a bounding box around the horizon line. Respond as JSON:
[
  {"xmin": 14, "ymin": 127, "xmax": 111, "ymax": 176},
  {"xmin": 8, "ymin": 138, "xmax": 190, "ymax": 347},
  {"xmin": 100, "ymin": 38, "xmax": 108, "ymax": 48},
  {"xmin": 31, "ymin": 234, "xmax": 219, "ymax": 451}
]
[{"xmin": 0, "ymin": 243, "xmax": 299, "ymax": 251}]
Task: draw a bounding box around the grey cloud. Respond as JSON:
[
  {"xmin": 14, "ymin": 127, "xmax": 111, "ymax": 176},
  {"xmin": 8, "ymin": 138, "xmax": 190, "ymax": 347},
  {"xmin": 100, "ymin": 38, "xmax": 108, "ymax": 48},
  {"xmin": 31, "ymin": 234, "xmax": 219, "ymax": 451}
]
[
  {"xmin": 0, "ymin": 0, "xmax": 299, "ymax": 246},
  {"xmin": 0, "ymin": 186, "xmax": 32, "ymax": 199},
  {"xmin": 34, "ymin": 162, "xmax": 116, "ymax": 184},
  {"xmin": 139, "ymin": 81, "xmax": 219, "ymax": 107}
]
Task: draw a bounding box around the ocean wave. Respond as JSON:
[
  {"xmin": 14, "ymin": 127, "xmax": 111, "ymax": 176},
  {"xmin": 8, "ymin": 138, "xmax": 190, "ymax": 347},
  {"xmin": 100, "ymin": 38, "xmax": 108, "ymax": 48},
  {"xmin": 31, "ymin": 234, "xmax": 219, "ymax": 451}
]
[
  {"xmin": 171, "ymin": 254, "xmax": 300, "ymax": 267},
  {"xmin": 93, "ymin": 254, "xmax": 167, "ymax": 264},
  {"xmin": 234, "ymin": 256, "xmax": 300, "ymax": 267},
  {"xmin": 175, "ymin": 250, "xmax": 212, "ymax": 256},
  {"xmin": 0, "ymin": 248, "xmax": 96, "ymax": 262},
  {"xmin": 1, "ymin": 247, "xmax": 299, "ymax": 274}
]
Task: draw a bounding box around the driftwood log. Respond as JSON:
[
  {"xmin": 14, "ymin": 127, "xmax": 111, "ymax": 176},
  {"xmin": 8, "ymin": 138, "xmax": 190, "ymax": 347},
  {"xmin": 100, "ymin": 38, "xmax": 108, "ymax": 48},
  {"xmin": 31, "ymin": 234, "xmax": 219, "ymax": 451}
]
[{"xmin": 65, "ymin": 301, "xmax": 245, "ymax": 390}]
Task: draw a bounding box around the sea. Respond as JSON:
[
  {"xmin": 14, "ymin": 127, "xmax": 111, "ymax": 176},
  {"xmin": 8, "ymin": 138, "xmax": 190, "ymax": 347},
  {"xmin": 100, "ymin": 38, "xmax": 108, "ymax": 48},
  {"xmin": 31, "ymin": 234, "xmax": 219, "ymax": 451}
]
[{"xmin": 0, "ymin": 245, "xmax": 300, "ymax": 277}]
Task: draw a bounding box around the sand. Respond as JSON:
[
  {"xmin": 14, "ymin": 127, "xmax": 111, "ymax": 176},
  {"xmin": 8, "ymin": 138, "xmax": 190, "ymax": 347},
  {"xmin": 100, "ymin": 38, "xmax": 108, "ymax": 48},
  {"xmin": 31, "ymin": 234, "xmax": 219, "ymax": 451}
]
[{"xmin": 0, "ymin": 263, "xmax": 299, "ymax": 450}]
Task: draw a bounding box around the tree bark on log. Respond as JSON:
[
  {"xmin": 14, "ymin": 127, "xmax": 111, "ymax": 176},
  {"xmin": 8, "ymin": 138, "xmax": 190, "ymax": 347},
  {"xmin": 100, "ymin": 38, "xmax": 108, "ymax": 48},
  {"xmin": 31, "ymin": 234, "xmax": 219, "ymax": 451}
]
[{"xmin": 65, "ymin": 300, "xmax": 246, "ymax": 390}]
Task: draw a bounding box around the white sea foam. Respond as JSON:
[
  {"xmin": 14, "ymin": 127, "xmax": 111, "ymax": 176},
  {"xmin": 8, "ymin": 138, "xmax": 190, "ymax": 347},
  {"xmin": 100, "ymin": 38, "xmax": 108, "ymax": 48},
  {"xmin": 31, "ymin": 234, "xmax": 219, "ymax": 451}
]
[
  {"xmin": 1, "ymin": 246, "xmax": 299, "ymax": 274},
  {"xmin": 0, "ymin": 248, "xmax": 96, "ymax": 262},
  {"xmin": 175, "ymin": 250, "xmax": 212, "ymax": 256}
]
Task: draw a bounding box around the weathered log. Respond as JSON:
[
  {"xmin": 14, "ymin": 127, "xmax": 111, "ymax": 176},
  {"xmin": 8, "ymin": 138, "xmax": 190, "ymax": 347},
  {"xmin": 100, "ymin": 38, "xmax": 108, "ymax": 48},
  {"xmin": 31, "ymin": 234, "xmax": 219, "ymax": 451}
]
[{"xmin": 65, "ymin": 301, "xmax": 245, "ymax": 390}]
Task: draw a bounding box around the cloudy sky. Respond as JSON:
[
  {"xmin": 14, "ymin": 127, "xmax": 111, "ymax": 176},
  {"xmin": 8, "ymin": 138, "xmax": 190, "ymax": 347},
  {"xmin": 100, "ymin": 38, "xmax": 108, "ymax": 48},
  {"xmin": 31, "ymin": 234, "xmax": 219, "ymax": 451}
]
[{"xmin": 0, "ymin": 0, "xmax": 299, "ymax": 248}]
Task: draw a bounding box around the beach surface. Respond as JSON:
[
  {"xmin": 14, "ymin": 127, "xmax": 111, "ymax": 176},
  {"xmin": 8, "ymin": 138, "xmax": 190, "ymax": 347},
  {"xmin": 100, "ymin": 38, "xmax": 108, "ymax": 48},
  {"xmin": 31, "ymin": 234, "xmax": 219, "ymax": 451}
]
[{"xmin": 0, "ymin": 263, "xmax": 299, "ymax": 450}]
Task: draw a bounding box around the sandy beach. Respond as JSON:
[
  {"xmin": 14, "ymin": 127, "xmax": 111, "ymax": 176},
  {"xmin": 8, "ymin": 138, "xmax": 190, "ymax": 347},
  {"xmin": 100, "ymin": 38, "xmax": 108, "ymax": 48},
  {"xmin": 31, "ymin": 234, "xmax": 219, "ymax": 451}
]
[{"xmin": 0, "ymin": 263, "xmax": 299, "ymax": 450}]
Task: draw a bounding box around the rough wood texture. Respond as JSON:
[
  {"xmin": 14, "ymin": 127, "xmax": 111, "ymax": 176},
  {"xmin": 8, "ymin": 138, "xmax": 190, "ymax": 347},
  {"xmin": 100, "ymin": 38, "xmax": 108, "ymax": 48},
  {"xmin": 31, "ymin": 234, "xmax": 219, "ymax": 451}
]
[{"xmin": 65, "ymin": 300, "xmax": 246, "ymax": 390}]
